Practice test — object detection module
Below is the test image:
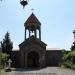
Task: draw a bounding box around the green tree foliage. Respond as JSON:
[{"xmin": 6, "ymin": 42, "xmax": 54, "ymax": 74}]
[
  {"xmin": 1, "ymin": 32, "xmax": 13, "ymax": 55},
  {"xmin": 0, "ymin": 53, "xmax": 9, "ymax": 68},
  {"xmin": 71, "ymin": 42, "xmax": 75, "ymax": 51},
  {"xmin": 62, "ymin": 50, "xmax": 75, "ymax": 69}
]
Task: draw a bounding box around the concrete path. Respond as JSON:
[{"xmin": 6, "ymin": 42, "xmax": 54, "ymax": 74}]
[{"xmin": 5, "ymin": 67, "xmax": 75, "ymax": 75}]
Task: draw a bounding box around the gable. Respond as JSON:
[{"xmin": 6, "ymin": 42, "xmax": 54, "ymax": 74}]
[{"xmin": 19, "ymin": 36, "xmax": 47, "ymax": 50}]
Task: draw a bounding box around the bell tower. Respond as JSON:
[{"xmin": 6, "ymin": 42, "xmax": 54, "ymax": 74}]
[
  {"xmin": 19, "ymin": 13, "xmax": 46, "ymax": 68},
  {"xmin": 24, "ymin": 13, "xmax": 41, "ymax": 40}
]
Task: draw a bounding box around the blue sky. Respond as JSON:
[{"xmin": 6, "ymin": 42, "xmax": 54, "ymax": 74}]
[{"xmin": 0, "ymin": 0, "xmax": 75, "ymax": 50}]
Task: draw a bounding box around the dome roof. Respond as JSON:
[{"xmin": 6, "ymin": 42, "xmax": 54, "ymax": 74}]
[{"xmin": 25, "ymin": 13, "xmax": 41, "ymax": 26}]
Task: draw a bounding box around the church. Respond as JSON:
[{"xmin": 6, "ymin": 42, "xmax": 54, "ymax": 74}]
[{"xmin": 11, "ymin": 13, "xmax": 63, "ymax": 68}]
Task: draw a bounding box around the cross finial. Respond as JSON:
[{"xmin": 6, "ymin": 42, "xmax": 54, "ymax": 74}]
[{"xmin": 31, "ymin": 8, "xmax": 35, "ymax": 12}]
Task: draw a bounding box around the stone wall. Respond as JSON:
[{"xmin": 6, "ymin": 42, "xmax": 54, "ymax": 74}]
[
  {"xmin": 46, "ymin": 50, "xmax": 63, "ymax": 66},
  {"xmin": 11, "ymin": 50, "xmax": 63, "ymax": 68}
]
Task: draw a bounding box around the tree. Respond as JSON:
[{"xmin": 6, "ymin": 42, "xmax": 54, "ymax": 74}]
[
  {"xmin": 0, "ymin": 53, "xmax": 9, "ymax": 68},
  {"xmin": 1, "ymin": 32, "xmax": 13, "ymax": 57},
  {"xmin": 71, "ymin": 42, "xmax": 75, "ymax": 51},
  {"xmin": 61, "ymin": 50, "xmax": 75, "ymax": 69}
]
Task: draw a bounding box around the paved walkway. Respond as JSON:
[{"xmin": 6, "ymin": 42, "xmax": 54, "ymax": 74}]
[{"xmin": 5, "ymin": 67, "xmax": 75, "ymax": 75}]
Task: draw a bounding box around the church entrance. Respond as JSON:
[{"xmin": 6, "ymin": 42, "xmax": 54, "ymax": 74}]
[{"xmin": 27, "ymin": 51, "xmax": 39, "ymax": 68}]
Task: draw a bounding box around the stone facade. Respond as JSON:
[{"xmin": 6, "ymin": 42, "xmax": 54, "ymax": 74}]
[
  {"xmin": 11, "ymin": 13, "xmax": 63, "ymax": 68},
  {"xmin": 46, "ymin": 50, "xmax": 63, "ymax": 66},
  {"xmin": 19, "ymin": 36, "xmax": 46, "ymax": 68},
  {"xmin": 11, "ymin": 49, "xmax": 63, "ymax": 68}
]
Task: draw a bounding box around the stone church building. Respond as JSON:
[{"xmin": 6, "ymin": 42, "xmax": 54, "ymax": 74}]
[{"xmin": 11, "ymin": 13, "xmax": 63, "ymax": 68}]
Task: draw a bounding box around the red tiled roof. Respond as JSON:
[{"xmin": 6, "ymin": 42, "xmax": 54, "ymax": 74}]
[{"xmin": 25, "ymin": 13, "xmax": 41, "ymax": 25}]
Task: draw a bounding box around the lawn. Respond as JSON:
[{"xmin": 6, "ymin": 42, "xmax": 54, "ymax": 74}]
[{"xmin": 0, "ymin": 69, "xmax": 6, "ymax": 75}]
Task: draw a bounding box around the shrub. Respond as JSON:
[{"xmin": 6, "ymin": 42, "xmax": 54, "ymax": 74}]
[{"xmin": 61, "ymin": 50, "xmax": 75, "ymax": 70}]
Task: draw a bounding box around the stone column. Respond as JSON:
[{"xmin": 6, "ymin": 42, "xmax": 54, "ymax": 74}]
[
  {"xmin": 39, "ymin": 50, "xmax": 46, "ymax": 68},
  {"xmin": 25, "ymin": 53, "xmax": 28, "ymax": 68},
  {"xmin": 20, "ymin": 51, "xmax": 24, "ymax": 68},
  {"xmin": 34, "ymin": 26, "xmax": 37, "ymax": 38},
  {"xmin": 29, "ymin": 27, "xmax": 30, "ymax": 38},
  {"xmin": 35, "ymin": 30, "xmax": 37, "ymax": 38},
  {"xmin": 25, "ymin": 27, "xmax": 26, "ymax": 40},
  {"xmin": 39, "ymin": 26, "xmax": 41, "ymax": 40}
]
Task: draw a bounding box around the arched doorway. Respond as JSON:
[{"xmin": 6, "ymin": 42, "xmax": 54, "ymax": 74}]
[{"xmin": 27, "ymin": 51, "xmax": 39, "ymax": 68}]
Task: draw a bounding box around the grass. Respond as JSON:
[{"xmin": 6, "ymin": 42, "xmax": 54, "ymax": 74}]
[{"xmin": 0, "ymin": 69, "xmax": 6, "ymax": 75}]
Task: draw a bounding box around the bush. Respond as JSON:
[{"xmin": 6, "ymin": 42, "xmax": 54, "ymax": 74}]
[
  {"xmin": 0, "ymin": 65, "xmax": 3, "ymax": 69},
  {"xmin": 61, "ymin": 50, "xmax": 75, "ymax": 70},
  {"xmin": 0, "ymin": 53, "xmax": 9, "ymax": 68},
  {"xmin": 63, "ymin": 60, "xmax": 72, "ymax": 68}
]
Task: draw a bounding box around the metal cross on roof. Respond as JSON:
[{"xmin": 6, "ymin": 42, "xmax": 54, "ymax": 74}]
[{"xmin": 31, "ymin": 8, "xmax": 35, "ymax": 12}]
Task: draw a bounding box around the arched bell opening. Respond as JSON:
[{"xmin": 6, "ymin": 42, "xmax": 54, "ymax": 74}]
[
  {"xmin": 24, "ymin": 13, "xmax": 41, "ymax": 40},
  {"xmin": 27, "ymin": 51, "xmax": 39, "ymax": 68}
]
